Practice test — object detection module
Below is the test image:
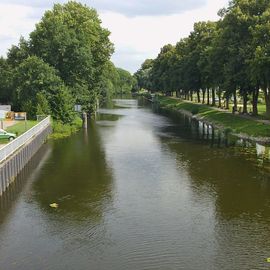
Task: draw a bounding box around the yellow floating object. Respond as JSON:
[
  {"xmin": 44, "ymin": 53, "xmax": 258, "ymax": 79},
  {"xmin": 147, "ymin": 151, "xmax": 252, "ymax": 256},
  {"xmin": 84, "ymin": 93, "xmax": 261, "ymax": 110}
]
[
  {"xmin": 267, "ymin": 258, "xmax": 270, "ymax": 263},
  {"xmin": 49, "ymin": 203, "xmax": 58, "ymax": 208}
]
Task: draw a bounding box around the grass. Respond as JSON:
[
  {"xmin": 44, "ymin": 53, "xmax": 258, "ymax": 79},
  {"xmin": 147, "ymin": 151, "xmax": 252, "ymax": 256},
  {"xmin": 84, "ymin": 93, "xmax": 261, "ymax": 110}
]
[
  {"xmin": 158, "ymin": 96, "xmax": 270, "ymax": 138},
  {"xmin": 189, "ymin": 93, "xmax": 267, "ymax": 118},
  {"xmin": 6, "ymin": 120, "xmax": 38, "ymax": 136},
  {"xmin": 6, "ymin": 116, "xmax": 82, "ymax": 140},
  {"xmin": 0, "ymin": 115, "xmax": 82, "ymax": 143}
]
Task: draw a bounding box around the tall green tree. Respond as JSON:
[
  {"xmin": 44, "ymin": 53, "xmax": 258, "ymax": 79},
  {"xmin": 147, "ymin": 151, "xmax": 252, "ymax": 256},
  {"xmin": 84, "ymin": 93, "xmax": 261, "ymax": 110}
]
[
  {"xmin": 13, "ymin": 56, "xmax": 75, "ymax": 123},
  {"xmin": 29, "ymin": 1, "xmax": 114, "ymax": 113},
  {"xmin": 250, "ymin": 0, "xmax": 270, "ymax": 117},
  {"xmin": 134, "ymin": 59, "xmax": 154, "ymax": 91},
  {"xmin": 0, "ymin": 57, "xmax": 13, "ymax": 104},
  {"xmin": 151, "ymin": 44, "xmax": 175, "ymax": 95},
  {"xmin": 116, "ymin": 68, "xmax": 136, "ymax": 94}
]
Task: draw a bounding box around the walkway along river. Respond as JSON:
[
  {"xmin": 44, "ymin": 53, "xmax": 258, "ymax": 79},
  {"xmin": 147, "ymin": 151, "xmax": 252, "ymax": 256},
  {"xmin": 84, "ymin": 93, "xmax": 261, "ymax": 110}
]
[{"xmin": 0, "ymin": 98, "xmax": 270, "ymax": 270}]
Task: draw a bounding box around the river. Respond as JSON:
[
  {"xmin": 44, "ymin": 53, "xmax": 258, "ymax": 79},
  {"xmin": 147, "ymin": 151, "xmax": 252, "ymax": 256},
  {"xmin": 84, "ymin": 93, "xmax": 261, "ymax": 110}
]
[{"xmin": 0, "ymin": 98, "xmax": 270, "ymax": 270}]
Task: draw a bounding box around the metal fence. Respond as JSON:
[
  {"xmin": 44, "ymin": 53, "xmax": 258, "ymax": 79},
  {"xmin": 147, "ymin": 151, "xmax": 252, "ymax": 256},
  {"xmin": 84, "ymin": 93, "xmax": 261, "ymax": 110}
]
[{"xmin": 0, "ymin": 116, "xmax": 51, "ymax": 163}]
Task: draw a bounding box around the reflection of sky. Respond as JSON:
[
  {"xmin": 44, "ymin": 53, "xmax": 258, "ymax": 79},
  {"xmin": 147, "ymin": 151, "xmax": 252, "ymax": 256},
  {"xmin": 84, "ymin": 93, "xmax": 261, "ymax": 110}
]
[{"xmin": 96, "ymin": 100, "xmax": 218, "ymax": 269}]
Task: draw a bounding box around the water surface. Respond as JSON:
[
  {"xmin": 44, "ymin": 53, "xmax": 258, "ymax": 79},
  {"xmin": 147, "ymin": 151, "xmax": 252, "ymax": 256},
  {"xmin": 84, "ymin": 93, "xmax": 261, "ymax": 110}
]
[{"xmin": 0, "ymin": 98, "xmax": 270, "ymax": 270}]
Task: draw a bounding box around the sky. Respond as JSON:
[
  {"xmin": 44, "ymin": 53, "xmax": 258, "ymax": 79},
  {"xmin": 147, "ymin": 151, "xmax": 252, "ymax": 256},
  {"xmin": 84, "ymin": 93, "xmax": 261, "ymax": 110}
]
[{"xmin": 0, "ymin": 0, "xmax": 229, "ymax": 73}]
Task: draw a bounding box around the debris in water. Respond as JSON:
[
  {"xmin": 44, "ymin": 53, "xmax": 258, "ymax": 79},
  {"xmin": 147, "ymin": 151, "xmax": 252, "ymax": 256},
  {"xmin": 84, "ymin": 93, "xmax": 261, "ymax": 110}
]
[{"xmin": 49, "ymin": 203, "xmax": 58, "ymax": 208}]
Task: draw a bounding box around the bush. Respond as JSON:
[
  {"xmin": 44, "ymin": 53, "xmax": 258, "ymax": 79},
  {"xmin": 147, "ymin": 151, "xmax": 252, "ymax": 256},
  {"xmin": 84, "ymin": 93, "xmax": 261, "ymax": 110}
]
[{"xmin": 50, "ymin": 115, "xmax": 82, "ymax": 139}]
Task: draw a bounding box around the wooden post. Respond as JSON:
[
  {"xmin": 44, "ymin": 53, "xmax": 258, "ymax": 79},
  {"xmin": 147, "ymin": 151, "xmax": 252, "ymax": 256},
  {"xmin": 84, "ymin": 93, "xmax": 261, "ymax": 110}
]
[
  {"xmin": 82, "ymin": 112, "xmax": 88, "ymax": 129},
  {"xmin": 25, "ymin": 113, "xmax": 27, "ymax": 131}
]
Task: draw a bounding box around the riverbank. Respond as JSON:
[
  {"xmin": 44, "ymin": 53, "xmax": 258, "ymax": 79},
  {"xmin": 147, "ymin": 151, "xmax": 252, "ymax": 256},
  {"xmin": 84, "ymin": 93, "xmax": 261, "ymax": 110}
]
[
  {"xmin": 49, "ymin": 116, "xmax": 82, "ymax": 139},
  {"xmin": 4, "ymin": 117, "xmax": 82, "ymax": 140},
  {"xmin": 157, "ymin": 96, "xmax": 270, "ymax": 144}
]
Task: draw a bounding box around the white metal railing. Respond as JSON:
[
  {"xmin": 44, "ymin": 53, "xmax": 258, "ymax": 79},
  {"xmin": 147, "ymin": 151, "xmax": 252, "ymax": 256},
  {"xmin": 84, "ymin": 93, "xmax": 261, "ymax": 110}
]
[{"xmin": 0, "ymin": 116, "xmax": 51, "ymax": 163}]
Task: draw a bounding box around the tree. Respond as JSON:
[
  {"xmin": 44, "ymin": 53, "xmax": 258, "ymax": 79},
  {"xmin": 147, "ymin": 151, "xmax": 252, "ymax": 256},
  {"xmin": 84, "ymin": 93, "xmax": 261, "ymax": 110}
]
[
  {"xmin": 250, "ymin": 0, "xmax": 270, "ymax": 117},
  {"xmin": 6, "ymin": 37, "xmax": 31, "ymax": 68},
  {"xmin": 98, "ymin": 61, "xmax": 120, "ymax": 100},
  {"xmin": 29, "ymin": 1, "xmax": 114, "ymax": 113},
  {"xmin": 0, "ymin": 57, "xmax": 13, "ymax": 104},
  {"xmin": 151, "ymin": 44, "xmax": 175, "ymax": 95},
  {"xmin": 116, "ymin": 68, "xmax": 136, "ymax": 94},
  {"xmin": 134, "ymin": 59, "xmax": 154, "ymax": 91},
  {"xmin": 137, "ymin": 0, "xmax": 270, "ymax": 119},
  {"xmin": 13, "ymin": 56, "xmax": 75, "ymax": 123}
]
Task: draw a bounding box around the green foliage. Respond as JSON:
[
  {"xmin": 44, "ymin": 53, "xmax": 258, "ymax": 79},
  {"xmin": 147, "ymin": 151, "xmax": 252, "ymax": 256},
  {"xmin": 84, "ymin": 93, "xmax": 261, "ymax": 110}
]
[
  {"xmin": 99, "ymin": 62, "xmax": 136, "ymax": 101},
  {"xmin": 36, "ymin": 92, "xmax": 51, "ymax": 116},
  {"xmin": 191, "ymin": 107, "xmax": 199, "ymax": 115},
  {"xmin": 50, "ymin": 116, "xmax": 82, "ymax": 139},
  {"xmin": 13, "ymin": 56, "xmax": 75, "ymax": 123},
  {"xmin": 137, "ymin": 0, "xmax": 270, "ymax": 119},
  {"xmin": 116, "ymin": 68, "xmax": 136, "ymax": 94},
  {"xmin": 0, "ymin": 57, "xmax": 13, "ymax": 103},
  {"xmin": 159, "ymin": 96, "xmax": 270, "ymax": 137},
  {"xmin": 29, "ymin": 1, "xmax": 114, "ymax": 111},
  {"xmin": 6, "ymin": 120, "xmax": 38, "ymax": 136},
  {"xmin": 99, "ymin": 61, "xmax": 120, "ymax": 100},
  {"xmin": 7, "ymin": 37, "xmax": 30, "ymax": 68},
  {"xmin": 0, "ymin": 1, "xmax": 119, "ymax": 136},
  {"xmin": 134, "ymin": 59, "xmax": 154, "ymax": 91}
]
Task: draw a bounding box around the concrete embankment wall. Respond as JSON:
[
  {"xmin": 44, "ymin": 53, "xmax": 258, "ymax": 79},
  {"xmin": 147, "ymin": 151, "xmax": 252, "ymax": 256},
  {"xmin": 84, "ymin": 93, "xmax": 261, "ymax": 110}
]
[{"xmin": 0, "ymin": 123, "xmax": 52, "ymax": 196}]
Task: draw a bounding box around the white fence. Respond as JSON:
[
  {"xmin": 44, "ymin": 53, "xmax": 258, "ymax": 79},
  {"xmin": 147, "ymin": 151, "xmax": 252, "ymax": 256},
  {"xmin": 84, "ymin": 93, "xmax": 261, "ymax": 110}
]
[{"xmin": 0, "ymin": 116, "xmax": 51, "ymax": 163}]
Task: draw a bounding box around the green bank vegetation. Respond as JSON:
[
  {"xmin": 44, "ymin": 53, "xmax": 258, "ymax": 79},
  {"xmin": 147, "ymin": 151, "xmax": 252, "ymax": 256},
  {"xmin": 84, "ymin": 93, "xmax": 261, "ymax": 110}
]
[
  {"xmin": 49, "ymin": 116, "xmax": 83, "ymax": 139},
  {"xmin": 135, "ymin": 0, "xmax": 270, "ymax": 123},
  {"xmin": 6, "ymin": 121, "xmax": 38, "ymax": 136},
  {"xmin": 0, "ymin": 1, "xmax": 136, "ymax": 138},
  {"xmin": 158, "ymin": 96, "xmax": 270, "ymax": 139}
]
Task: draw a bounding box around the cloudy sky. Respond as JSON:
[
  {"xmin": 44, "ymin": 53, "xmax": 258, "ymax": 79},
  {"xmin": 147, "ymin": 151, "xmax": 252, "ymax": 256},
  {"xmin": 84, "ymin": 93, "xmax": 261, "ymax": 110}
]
[{"xmin": 0, "ymin": 0, "xmax": 229, "ymax": 73}]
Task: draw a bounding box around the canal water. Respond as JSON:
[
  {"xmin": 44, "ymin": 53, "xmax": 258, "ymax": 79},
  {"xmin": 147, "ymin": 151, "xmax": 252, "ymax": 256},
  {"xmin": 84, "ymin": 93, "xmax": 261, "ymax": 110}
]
[{"xmin": 0, "ymin": 98, "xmax": 270, "ymax": 270}]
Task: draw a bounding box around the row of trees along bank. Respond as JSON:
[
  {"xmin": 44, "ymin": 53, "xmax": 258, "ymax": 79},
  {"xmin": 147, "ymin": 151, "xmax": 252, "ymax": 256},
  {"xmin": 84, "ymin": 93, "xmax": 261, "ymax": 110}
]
[
  {"xmin": 0, "ymin": 1, "xmax": 136, "ymax": 127},
  {"xmin": 134, "ymin": 0, "xmax": 270, "ymax": 119}
]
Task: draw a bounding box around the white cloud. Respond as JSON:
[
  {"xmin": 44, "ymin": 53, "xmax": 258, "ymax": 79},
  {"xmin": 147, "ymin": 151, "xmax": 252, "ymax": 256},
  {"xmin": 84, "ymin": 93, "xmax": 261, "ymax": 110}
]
[
  {"xmin": 101, "ymin": 0, "xmax": 229, "ymax": 72},
  {"xmin": 5, "ymin": 0, "xmax": 206, "ymax": 16},
  {"xmin": 0, "ymin": 0, "xmax": 229, "ymax": 72},
  {"xmin": 0, "ymin": 3, "xmax": 37, "ymax": 55}
]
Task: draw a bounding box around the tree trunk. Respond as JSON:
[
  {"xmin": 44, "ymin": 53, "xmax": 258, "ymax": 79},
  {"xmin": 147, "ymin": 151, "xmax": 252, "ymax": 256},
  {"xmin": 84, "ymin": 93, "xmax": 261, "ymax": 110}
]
[
  {"xmin": 202, "ymin": 89, "xmax": 206, "ymax": 104},
  {"xmin": 252, "ymin": 87, "xmax": 259, "ymax": 116},
  {"xmin": 218, "ymin": 89, "xmax": 221, "ymax": 108},
  {"xmin": 242, "ymin": 91, "xmax": 248, "ymax": 114},
  {"xmin": 211, "ymin": 88, "xmax": 216, "ymax": 106},
  {"xmin": 233, "ymin": 89, "xmax": 237, "ymax": 113},
  {"xmin": 263, "ymin": 86, "xmax": 270, "ymax": 119},
  {"xmin": 226, "ymin": 96, "xmax": 229, "ymax": 110},
  {"xmin": 197, "ymin": 90, "xmax": 200, "ymax": 103},
  {"xmin": 207, "ymin": 88, "xmax": 210, "ymax": 105},
  {"xmin": 190, "ymin": 91, "xmax": 193, "ymax": 101}
]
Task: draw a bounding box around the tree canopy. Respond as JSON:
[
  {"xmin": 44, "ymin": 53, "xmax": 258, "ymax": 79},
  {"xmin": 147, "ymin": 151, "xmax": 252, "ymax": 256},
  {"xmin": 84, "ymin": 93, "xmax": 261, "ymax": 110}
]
[
  {"xmin": 0, "ymin": 1, "xmax": 134, "ymax": 124},
  {"xmin": 136, "ymin": 0, "xmax": 270, "ymax": 118}
]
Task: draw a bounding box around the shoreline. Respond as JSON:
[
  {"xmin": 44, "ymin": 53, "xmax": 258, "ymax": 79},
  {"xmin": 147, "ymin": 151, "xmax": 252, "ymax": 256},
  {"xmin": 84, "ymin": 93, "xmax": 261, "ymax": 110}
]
[{"xmin": 156, "ymin": 96, "xmax": 270, "ymax": 145}]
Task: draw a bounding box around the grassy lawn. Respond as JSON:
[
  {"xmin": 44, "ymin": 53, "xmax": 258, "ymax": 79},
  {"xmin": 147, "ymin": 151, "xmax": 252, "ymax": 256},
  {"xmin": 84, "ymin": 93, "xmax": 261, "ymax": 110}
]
[
  {"xmin": 158, "ymin": 96, "xmax": 270, "ymax": 138},
  {"xmin": 6, "ymin": 120, "xmax": 38, "ymax": 136},
  {"xmin": 189, "ymin": 93, "xmax": 267, "ymax": 118}
]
